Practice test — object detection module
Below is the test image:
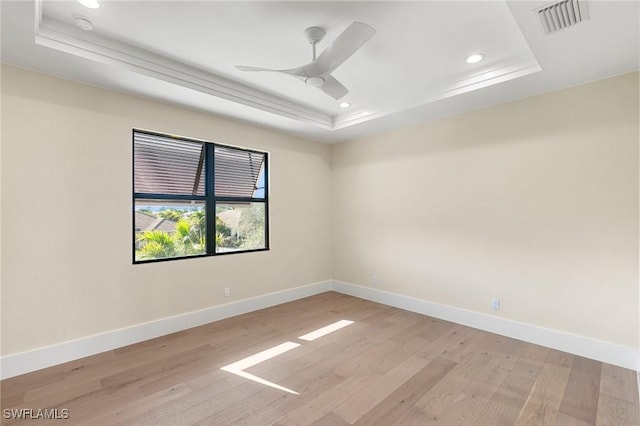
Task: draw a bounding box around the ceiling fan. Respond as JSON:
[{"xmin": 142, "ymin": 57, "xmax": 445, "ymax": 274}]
[{"xmin": 235, "ymin": 22, "xmax": 376, "ymax": 100}]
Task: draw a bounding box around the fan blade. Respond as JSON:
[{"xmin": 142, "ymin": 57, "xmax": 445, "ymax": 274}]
[
  {"xmin": 304, "ymin": 22, "xmax": 375, "ymax": 77},
  {"xmin": 321, "ymin": 75, "xmax": 349, "ymax": 100},
  {"xmin": 236, "ymin": 65, "xmax": 308, "ymax": 77},
  {"xmin": 235, "ymin": 65, "xmax": 278, "ymax": 72}
]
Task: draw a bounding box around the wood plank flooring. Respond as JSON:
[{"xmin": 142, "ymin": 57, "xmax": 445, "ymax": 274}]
[{"xmin": 1, "ymin": 292, "xmax": 638, "ymax": 425}]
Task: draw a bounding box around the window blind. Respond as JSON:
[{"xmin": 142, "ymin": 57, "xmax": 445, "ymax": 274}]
[
  {"xmin": 214, "ymin": 146, "xmax": 265, "ymax": 198},
  {"xmin": 134, "ymin": 132, "xmax": 205, "ymax": 196}
]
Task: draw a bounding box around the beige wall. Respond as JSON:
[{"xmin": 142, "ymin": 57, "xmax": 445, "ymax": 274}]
[
  {"xmin": 0, "ymin": 65, "xmax": 332, "ymax": 355},
  {"xmin": 332, "ymin": 72, "xmax": 639, "ymax": 348},
  {"xmin": 2, "ymin": 65, "xmax": 638, "ymax": 357}
]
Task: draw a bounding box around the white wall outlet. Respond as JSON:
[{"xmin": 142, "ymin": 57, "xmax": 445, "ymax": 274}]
[
  {"xmin": 491, "ymin": 297, "xmax": 501, "ymax": 311},
  {"xmin": 224, "ymin": 287, "xmax": 230, "ymax": 297},
  {"xmin": 372, "ymin": 275, "xmax": 378, "ymax": 285}
]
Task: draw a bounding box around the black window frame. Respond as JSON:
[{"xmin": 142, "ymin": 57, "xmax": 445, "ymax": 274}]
[{"xmin": 132, "ymin": 129, "xmax": 269, "ymax": 264}]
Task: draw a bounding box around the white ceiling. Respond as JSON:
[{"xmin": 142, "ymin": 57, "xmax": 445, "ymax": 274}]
[{"xmin": 1, "ymin": 1, "xmax": 638, "ymax": 143}]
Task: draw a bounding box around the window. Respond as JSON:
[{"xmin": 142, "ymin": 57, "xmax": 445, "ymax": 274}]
[{"xmin": 133, "ymin": 130, "xmax": 268, "ymax": 263}]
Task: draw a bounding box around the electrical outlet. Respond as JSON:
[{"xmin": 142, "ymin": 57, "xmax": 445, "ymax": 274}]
[
  {"xmin": 224, "ymin": 287, "xmax": 230, "ymax": 297},
  {"xmin": 372, "ymin": 275, "xmax": 378, "ymax": 285},
  {"xmin": 491, "ymin": 297, "xmax": 501, "ymax": 311}
]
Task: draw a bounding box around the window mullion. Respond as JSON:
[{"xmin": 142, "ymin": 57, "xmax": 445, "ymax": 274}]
[
  {"xmin": 205, "ymin": 143, "xmax": 216, "ymax": 255},
  {"xmin": 214, "ymin": 196, "xmax": 267, "ymax": 203},
  {"xmin": 134, "ymin": 193, "xmax": 206, "ymax": 201}
]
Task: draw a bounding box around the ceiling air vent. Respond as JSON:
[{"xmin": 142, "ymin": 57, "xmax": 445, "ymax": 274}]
[{"xmin": 536, "ymin": 0, "xmax": 589, "ymax": 34}]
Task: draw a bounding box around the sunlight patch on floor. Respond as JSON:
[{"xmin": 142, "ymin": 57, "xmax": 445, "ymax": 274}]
[
  {"xmin": 221, "ymin": 320, "xmax": 355, "ymax": 394},
  {"xmin": 221, "ymin": 341, "xmax": 301, "ymax": 394},
  {"xmin": 298, "ymin": 319, "xmax": 355, "ymax": 342}
]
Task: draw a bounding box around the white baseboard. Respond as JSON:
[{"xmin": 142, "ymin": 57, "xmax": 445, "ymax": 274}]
[
  {"xmin": 3, "ymin": 279, "xmax": 638, "ymax": 380},
  {"xmin": 0, "ymin": 280, "xmax": 332, "ymax": 380},
  {"xmin": 330, "ymin": 280, "xmax": 640, "ymax": 371}
]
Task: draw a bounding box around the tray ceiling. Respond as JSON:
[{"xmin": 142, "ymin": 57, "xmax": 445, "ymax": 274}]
[{"xmin": 1, "ymin": 1, "xmax": 638, "ymax": 142}]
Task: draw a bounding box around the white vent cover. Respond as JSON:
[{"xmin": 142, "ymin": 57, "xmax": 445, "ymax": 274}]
[{"xmin": 536, "ymin": 0, "xmax": 589, "ymax": 34}]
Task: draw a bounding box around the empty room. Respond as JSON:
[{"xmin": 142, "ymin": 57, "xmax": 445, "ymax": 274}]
[{"xmin": 1, "ymin": 0, "xmax": 639, "ymax": 425}]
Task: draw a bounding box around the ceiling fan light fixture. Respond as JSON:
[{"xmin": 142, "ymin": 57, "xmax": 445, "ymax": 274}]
[
  {"xmin": 305, "ymin": 76, "xmax": 325, "ymax": 88},
  {"xmin": 78, "ymin": 0, "xmax": 100, "ymax": 9},
  {"xmin": 466, "ymin": 53, "xmax": 485, "ymax": 64}
]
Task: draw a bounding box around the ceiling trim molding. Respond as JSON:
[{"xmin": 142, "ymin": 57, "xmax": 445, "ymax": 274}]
[
  {"xmin": 334, "ymin": 59, "xmax": 541, "ymax": 129},
  {"xmin": 34, "ymin": 1, "xmax": 334, "ymax": 129}
]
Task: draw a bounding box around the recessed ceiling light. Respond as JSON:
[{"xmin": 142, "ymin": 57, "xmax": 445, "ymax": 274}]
[
  {"xmin": 75, "ymin": 17, "xmax": 94, "ymax": 31},
  {"xmin": 466, "ymin": 53, "xmax": 485, "ymax": 64},
  {"xmin": 339, "ymin": 102, "xmax": 351, "ymax": 108},
  {"xmin": 78, "ymin": 0, "xmax": 100, "ymax": 9}
]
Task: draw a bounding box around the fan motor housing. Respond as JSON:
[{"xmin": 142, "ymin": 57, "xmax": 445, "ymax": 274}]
[{"xmin": 304, "ymin": 27, "xmax": 326, "ymax": 44}]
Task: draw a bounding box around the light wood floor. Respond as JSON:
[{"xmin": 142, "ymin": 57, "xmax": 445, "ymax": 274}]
[{"xmin": 1, "ymin": 292, "xmax": 638, "ymax": 425}]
